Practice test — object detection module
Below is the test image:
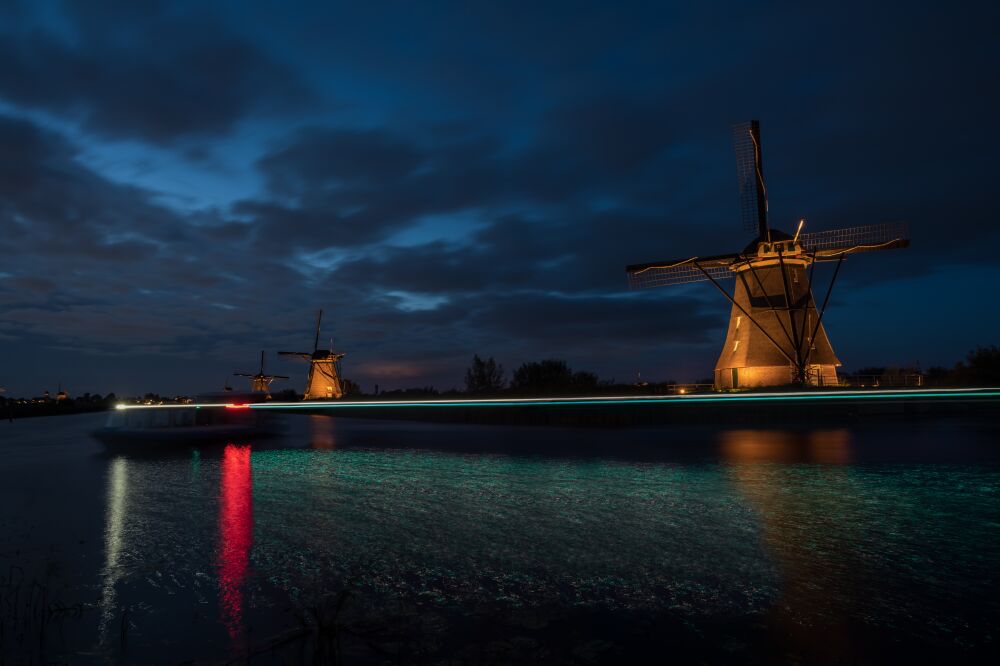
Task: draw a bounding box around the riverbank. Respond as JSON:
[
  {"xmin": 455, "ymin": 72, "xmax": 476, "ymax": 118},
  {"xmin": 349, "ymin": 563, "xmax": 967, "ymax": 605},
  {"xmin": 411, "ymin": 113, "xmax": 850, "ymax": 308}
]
[{"xmin": 1, "ymin": 401, "xmax": 109, "ymax": 421}]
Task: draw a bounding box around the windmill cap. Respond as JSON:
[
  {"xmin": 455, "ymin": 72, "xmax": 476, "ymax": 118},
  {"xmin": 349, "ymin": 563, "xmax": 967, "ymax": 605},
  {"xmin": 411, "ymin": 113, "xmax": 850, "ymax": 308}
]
[{"xmin": 743, "ymin": 227, "xmax": 793, "ymax": 254}]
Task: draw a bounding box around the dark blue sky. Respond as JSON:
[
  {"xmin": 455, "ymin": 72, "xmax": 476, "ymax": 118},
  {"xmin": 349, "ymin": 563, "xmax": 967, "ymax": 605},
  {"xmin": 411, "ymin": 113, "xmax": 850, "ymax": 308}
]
[{"xmin": 0, "ymin": 0, "xmax": 997, "ymax": 396}]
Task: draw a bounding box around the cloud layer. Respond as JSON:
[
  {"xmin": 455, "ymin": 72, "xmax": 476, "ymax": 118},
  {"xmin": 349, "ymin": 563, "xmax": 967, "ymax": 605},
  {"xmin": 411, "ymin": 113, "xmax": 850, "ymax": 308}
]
[{"xmin": 0, "ymin": 0, "xmax": 997, "ymax": 394}]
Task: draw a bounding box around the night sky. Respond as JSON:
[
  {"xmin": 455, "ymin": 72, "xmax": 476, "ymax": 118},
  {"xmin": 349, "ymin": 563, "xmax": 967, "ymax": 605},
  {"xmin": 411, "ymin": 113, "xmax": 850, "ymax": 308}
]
[{"xmin": 1, "ymin": 0, "xmax": 997, "ymax": 396}]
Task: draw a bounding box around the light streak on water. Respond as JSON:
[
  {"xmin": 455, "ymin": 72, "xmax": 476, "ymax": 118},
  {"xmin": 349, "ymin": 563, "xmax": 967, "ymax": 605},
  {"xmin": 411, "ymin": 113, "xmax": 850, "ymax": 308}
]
[
  {"xmin": 98, "ymin": 457, "xmax": 128, "ymax": 647},
  {"xmin": 217, "ymin": 445, "xmax": 253, "ymax": 640}
]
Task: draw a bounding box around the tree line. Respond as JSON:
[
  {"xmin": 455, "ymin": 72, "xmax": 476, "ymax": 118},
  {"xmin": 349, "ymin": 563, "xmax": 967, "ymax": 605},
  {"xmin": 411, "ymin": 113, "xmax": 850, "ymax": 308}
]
[
  {"xmin": 849, "ymin": 345, "xmax": 1000, "ymax": 387},
  {"xmin": 464, "ymin": 356, "xmax": 602, "ymax": 395},
  {"xmin": 335, "ymin": 345, "xmax": 1000, "ymax": 398},
  {"xmin": 1, "ymin": 392, "xmax": 118, "ymax": 420}
]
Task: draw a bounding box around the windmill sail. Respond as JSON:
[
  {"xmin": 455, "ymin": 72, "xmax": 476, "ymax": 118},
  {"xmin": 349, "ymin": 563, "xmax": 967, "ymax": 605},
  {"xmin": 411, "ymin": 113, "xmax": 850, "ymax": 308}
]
[
  {"xmin": 733, "ymin": 120, "xmax": 768, "ymax": 237},
  {"xmin": 627, "ymin": 222, "xmax": 909, "ymax": 290},
  {"xmin": 627, "ymin": 254, "xmax": 739, "ymax": 289},
  {"xmin": 799, "ymin": 222, "xmax": 909, "ymax": 257}
]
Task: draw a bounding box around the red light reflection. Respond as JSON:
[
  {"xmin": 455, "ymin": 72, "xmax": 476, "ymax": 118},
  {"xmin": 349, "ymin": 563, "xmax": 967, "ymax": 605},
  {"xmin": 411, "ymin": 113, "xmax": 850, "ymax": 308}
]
[{"xmin": 218, "ymin": 444, "xmax": 253, "ymax": 639}]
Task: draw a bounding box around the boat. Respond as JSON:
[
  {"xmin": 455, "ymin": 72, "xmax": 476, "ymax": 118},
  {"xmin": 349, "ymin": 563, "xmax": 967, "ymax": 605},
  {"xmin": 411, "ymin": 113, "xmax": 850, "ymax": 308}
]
[{"xmin": 93, "ymin": 391, "xmax": 285, "ymax": 448}]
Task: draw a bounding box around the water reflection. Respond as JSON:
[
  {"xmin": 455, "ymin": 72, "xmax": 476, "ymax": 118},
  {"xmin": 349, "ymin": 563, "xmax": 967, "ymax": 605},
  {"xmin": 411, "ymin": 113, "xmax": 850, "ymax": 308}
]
[
  {"xmin": 217, "ymin": 444, "xmax": 253, "ymax": 639},
  {"xmin": 308, "ymin": 415, "xmax": 337, "ymax": 449},
  {"xmin": 720, "ymin": 429, "xmax": 853, "ymax": 464},
  {"xmin": 97, "ymin": 444, "xmax": 257, "ymax": 650},
  {"xmin": 85, "ymin": 418, "xmax": 1000, "ymax": 661},
  {"xmin": 98, "ymin": 457, "xmax": 129, "ymax": 647},
  {"xmin": 721, "ymin": 429, "xmax": 866, "ymax": 657}
]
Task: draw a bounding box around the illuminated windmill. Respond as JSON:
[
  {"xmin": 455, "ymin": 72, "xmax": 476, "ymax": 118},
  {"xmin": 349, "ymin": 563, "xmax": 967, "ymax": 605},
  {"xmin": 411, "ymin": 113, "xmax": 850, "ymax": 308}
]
[
  {"xmin": 626, "ymin": 120, "xmax": 909, "ymax": 389},
  {"xmin": 234, "ymin": 351, "xmax": 288, "ymax": 395},
  {"xmin": 279, "ymin": 310, "xmax": 346, "ymax": 399}
]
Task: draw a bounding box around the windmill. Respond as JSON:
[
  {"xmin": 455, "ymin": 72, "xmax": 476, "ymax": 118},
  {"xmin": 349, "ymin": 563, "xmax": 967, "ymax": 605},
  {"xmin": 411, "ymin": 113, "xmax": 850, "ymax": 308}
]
[
  {"xmin": 234, "ymin": 350, "xmax": 288, "ymax": 395},
  {"xmin": 279, "ymin": 310, "xmax": 346, "ymax": 399},
  {"xmin": 626, "ymin": 120, "xmax": 909, "ymax": 390}
]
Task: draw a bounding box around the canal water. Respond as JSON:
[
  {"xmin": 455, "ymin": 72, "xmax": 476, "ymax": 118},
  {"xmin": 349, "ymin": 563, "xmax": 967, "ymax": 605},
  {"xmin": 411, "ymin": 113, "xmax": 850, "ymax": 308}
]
[{"xmin": 1, "ymin": 412, "xmax": 999, "ymax": 663}]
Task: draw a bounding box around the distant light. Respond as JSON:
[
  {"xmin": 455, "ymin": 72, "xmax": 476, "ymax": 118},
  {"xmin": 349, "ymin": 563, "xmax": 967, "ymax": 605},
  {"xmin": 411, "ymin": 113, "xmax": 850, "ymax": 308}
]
[
  {"xmin": 678, "ymin": 388, "xmax": 687, "ymax": 394},
  {"xmin": 115, "ymin": 403, "xmax": 126, "ymax": 410},
  {"xmin": 225, "ymin": 403, "xmax": 250, "ymax": 410}
]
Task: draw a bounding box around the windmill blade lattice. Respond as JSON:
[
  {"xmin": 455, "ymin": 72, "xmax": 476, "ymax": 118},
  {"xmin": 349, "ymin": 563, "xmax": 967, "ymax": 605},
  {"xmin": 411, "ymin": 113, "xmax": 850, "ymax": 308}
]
[
  {"xmin": 733, "ymin": 120, "xmax": 767, "ymax": 235},
  {"xmin": 799, "ymin": 222, "xmax": 909, "ymax": 256},
  {"xmin": 627, "ymin": 257, "xmax": 737, "ymax": 289}
]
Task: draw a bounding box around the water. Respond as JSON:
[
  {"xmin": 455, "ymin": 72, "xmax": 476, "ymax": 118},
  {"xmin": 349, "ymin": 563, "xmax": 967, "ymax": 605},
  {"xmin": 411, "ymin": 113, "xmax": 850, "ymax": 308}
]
[{"xmin": 1, "ymin": 413, "xmax": 999, "ymax": 663}]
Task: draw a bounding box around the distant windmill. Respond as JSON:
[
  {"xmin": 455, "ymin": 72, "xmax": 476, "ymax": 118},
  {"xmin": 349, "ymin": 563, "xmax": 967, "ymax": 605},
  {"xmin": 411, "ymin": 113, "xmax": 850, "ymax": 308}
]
[
  {"xmin": 279, "ymin": 310, "xmax": 346, "ymax": 399},
  {"xmin": 626, "ymin": 120, "xmax": 909, "ymax": 389},
  {"xmin": 234, "ymin": 350, "xmax": 288, "ymax": 395}
]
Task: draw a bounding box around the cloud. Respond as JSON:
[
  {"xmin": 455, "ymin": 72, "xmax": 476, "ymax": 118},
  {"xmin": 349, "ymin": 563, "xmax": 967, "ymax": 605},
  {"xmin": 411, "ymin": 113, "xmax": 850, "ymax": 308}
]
[
  {"xmin": 0, "ymin": 1, "xmax": 317, "ymax": 143},
  {"xmin": 1, "ymin": 0, "xmax": 998, "ymax": 395},
  {"xmin": 259, "ymin": 128, "xmax": 427, "ymax": 196},
  {"xmin": 0, "ymin": 114, "xmax": 295, "ymax": 360}
]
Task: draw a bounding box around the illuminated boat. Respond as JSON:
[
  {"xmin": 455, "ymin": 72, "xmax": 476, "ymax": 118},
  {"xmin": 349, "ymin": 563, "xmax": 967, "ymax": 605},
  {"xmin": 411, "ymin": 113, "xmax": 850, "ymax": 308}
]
[{"xmin": 93, "ymin": 391, "xmax": 283, "ymax": 447}]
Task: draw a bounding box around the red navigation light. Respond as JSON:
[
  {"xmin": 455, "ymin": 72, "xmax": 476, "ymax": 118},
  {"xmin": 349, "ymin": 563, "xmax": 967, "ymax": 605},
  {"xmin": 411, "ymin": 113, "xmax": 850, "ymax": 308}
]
[{"xmin": 226, "ymin": 403, "xmax": 250, "ymax": 410}]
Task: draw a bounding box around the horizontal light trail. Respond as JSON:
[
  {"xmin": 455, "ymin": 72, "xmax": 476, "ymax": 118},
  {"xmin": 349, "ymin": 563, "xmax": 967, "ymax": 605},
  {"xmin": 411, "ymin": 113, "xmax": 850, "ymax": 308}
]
[
  {"xmin": 116, "ymin": 402, "xmax": 223, "ymax": 410},
  {"xmin": 254, "ymin": 388, "xmax": 1000, "ymax": 409},
  {"xmin": 114, "ymin": 387, "xmax": 1000, "ymax": 411}
]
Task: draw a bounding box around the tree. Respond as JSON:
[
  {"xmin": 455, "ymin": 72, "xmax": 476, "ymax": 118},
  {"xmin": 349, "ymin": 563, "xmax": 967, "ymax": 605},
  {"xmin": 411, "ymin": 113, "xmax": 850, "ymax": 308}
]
[
  {"xmin": 272, "ymin": 388, "xmax": 300, "ymax": 401},
  {"xmin": 464, "ymin": 355, "xmax": 505, "ymax": 393},
  {"xmin": 956, "ymin": 345, "xmax": 1000, "ymax": 386},
  {"xmin": 510, "ymin": 359, "xmax": 599, "ymax": 394}
]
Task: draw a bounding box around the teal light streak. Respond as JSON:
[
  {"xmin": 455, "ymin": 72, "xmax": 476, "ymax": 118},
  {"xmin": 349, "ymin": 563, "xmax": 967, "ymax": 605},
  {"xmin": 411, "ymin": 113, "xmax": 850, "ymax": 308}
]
[
  {"xmin": 249, "ymin": 389, "xmax": 1000, "ymax": 410},
  {"xmin": 114, "ymin": 388, "xmax": 1000, "ymax": 412}
]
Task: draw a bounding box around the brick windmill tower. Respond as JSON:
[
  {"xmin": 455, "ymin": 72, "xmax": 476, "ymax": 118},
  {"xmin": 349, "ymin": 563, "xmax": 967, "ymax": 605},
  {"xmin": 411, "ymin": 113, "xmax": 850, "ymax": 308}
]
[
  {"xmin": 279, "ymin": 310, "xmax": 346, "ymax": 399},
  {"xmin": 626, "ymin": 120, "xmax": 909, "ymax": 389}
]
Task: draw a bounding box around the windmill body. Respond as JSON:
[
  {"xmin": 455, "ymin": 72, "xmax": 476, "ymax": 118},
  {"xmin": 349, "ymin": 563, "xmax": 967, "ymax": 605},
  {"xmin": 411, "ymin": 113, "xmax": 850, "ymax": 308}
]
[
  {"xmin": 279, "ymin": 310, "xmax": 346, "ymax": 400},
  {"xmin": 713, "ymin": 235, "xmax": 839, "ymax": 388},
  {"xmin": 301, "ymin": 350, "xmax": 346, "ymax": 400},
  {"xmin": 250, "ymin": 376, "xmax": 273, "ymax": 393},
  {"xmin": 234, "ymin": 351, "xmax": 288, "ymax": 396},
  {"xmin": 627, "ymin": 121, "xmax": 908, "ymax": 390}
]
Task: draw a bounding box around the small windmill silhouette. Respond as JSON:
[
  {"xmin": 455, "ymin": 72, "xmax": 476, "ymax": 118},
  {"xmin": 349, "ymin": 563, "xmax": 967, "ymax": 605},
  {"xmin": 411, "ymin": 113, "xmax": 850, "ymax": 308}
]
[{"xmin": 234, "ymin": 351, "xmax": 288, "ymax": 395}]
